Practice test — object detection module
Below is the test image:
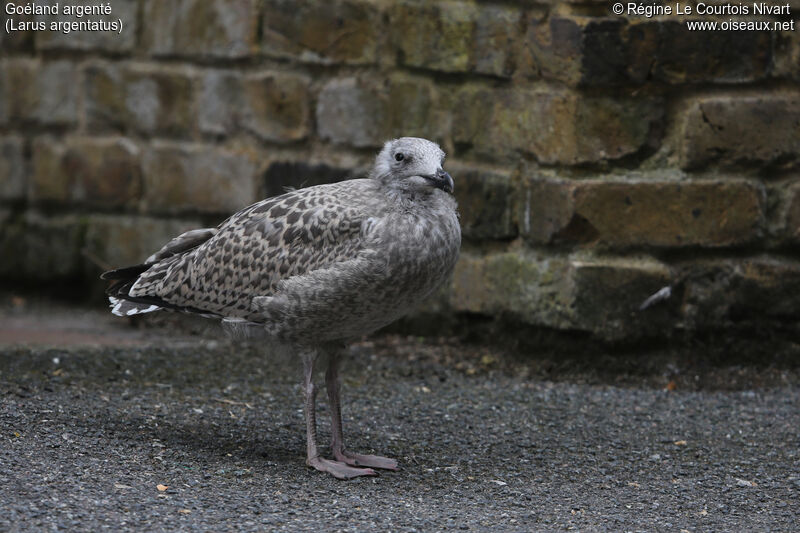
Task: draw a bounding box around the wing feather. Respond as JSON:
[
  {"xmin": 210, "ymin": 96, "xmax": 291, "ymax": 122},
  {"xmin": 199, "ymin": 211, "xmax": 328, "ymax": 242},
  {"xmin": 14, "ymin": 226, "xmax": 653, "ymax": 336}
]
[{"xmin": 128, "ymin": 180, "xmax": 374, "ymax": 321}]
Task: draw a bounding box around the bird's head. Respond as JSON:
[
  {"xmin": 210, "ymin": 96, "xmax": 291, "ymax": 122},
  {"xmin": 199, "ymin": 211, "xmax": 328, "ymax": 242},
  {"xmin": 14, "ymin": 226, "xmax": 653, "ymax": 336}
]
[{"xmin": 370, "ymin": 137, "xmax": 454, "ymax": 194}]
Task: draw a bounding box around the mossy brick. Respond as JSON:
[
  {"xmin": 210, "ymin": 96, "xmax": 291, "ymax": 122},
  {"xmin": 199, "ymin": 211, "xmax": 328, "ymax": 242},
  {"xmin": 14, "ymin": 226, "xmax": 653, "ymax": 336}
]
[
  {"xmin": 448, "ymin": 163, "xmax": 516, "ymax": 240},
  {"xmin": 317, "ymin": 76, "xmax": 441, "ymax": 148},
  {"xmin": 449, "ymin": 251, "xmax": 672, "ymax": 339},
  {"xmin": 524, "ymin": 16, "xmax": 770, "ymax": 86},
  {"xmin": 453, "ymin": 86, "xmax": 662, "ymax": 164},
  {"xmin": 449, "ymin": 251, "xmax": 573, "ymax": 329},
  {"xmin": 85, "ymin": 63, "xmax": 195, "ymax": 138},
  {"xmin": 34, "ymin": 0, "xmax": 137, "ymax": 52},
  {"xmin": 142, "ymin": 143, "xmax": 258, "ymax": 215},
  {"xmin": 2, "ymin": 59, "xmax": 78, "ymax": 126},
  {"xmin": 520, "ymin": 177, "xmax": 764, "ymax": 248},
  {"xmin": 198, "ymin": 70, "xmax": 311, "ymax": 142},
  {"xmin": 142, "ymin": 0, "xmax": 258, "ymax": 58},
  {"xmin": 0, "ymin": 137, "xmax": 26, "ymax": 202},
  {"xmin": 389, "ymin": 1, "xmax": 521, "ymax": 77},
  {"xmin": 84, "ymin": 215, "xmax": 203, "ymax": 269},
  {"xmin": 31, "ymin": 137, "xmax": 142, "ymax": 208},
  {"xmin": 262, "ymin": 0, "xmax": 380, "ymax": 64},
  {"xmin": 681, "ymin": 94, "xmax": 800, "ymax": 170}
]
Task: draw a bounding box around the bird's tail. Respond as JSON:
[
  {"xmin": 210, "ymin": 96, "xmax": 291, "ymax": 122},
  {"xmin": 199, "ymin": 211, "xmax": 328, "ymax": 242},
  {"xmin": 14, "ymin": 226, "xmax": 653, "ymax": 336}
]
[{"xmin": 102, "ymin": 264, "xmax": 165, "ymax": 317}]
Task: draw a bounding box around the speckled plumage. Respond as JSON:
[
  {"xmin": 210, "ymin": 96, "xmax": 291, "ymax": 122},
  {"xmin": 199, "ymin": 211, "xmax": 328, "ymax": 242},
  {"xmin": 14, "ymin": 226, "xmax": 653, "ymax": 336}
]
[
  {"xmin": 103, "ymin": 138, "xmax": 461, "ymax": 478},
  {"xmin": 106, "ymin": 140, "xmax": 460, "ymax": 343}
]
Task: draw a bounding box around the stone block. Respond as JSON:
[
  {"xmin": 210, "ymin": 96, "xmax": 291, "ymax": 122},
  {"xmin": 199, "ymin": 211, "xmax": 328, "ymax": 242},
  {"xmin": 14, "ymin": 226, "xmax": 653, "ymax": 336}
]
[
  {"xmin": 142, "ymin": 0, "xmax": 258, "ymax": 58},
  {"xmin": 449, "ymin": 251, "xmax": 673, "ymax": 339},
  {"xmin": 520, "ymin": 176, "xmax": 764, "ymax": 248},
  {"xmin": 31, "ymin": 136, "xmax": 142, "ymax": 208},
  {"xmin": 449, "ymin": 251, "xmax": 573, "ymax": 328},
  {"xmin": 198, "ymin": 70, "xmax": 312, "ymax": 142},
  {"xmin": 85, "ymin": 63, "xmax": 195, "ymax": 138},
  {"xmin": 681, "ymin": 94, "xmax": 800, "ymax": 170},
  {"xmin": 84, "ymin": 215, "xmax": 203, "ymax": 269},
  {"xmin": 317, "ymin": 76, "xmax": 442, "ymax": 148},
  {"xmin": 773, "ymin": 30, "xmax": 800, "ymax": 80},
  {"xmin": 262, "ymin": 161, "xmax": 353, "ymax": 198},
  {"xmin": 567, "ymin": 256, "xmax": 673, "ymax": 339},
  {"xmin": 786, "ymin": 183, "xmax": 800, "ymax": 243},
  {"xmin": 524, "ymin": 16, "xmax": 770, "ymax": 86},
  {"xmin": 390, "ymin": 1, "xmax": 473, "ymax": 73},
  {"xmin": 0, "ymin": 137, "xmax": 26, "ymax": 201},
  {"xmin": 453, "ymin": 86, "xmax": 662, "ymax": 164},
  {"xmin": 389, "ymin": 1, "xmax": 521, "ymax": 77},
  {"xmin": 683, "ymin": 258, "xmax": 800, "ymax": 328},
  {"xmin": 448, "ymin": 163, "xmax": 515, "ymax": 240},
  {"xmin": 0, "ymin": 212, "xmax": 86, "ymax": 279},
  {"xmin": 34, "ymin": 0, "xmax": 138, "ymax": 52},
  {"xmin": 142, "ymin": 143, "xmax": 258, "ymax": 214},
  {"xmin": 0, "ymin": 9, "xmax": 34, "ymax": 52},
  {"xmin": 262, "ymin": 0, "xmax": 380, "ymax": 64},
  {"xmin": 2, "ymin": 59, "xmax": 78, "ymax": 126},
  {"xmin": 240, "ymin": 73, "xmax": 310, "ymax": 142}
]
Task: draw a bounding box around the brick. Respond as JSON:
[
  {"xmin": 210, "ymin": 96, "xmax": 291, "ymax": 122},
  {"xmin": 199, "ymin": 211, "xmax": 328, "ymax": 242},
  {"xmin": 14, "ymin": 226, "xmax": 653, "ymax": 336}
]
[
  {"xmin": 240, "ymin": 73, "xmax": 310, "ymax": 142},
  {"xmin": 262, "ymin": 0, "xmax": 380, "ymax": 64},
  {"xmin": 683, "ymin": 259, "xmax": 800, "ymax": 329},
  {"xmin": 681, "ymin": 94, "xmax": 800, "ymax": 170},
  {"xmin": 197, "ymin": 70, "xmax": 311, "ymax": 142},
  {"xmin": 2, "ymin": 59, "xmax": 78, "ymax": 126},
  {"xmin": 449, "ymin": 251, "xmax": 672, "ymax": 339},
  {"xmin": 263, "ymin": 161, "xmax": 353, "ymax": 198},
  {"xmin": 85, "ymin": 63, "xmax": 195, "ymax": 138},
  {"xmin": 84, "ymin": 215, "xmax": 203, "ymax": 269},
  {"xmin": 34, "ymin": 0, "xmax": 138, "ymax": 52},
  {"xmin": 448, "ymin": 163, "xmax": 515, "ymax": 240},
  {"xmin": 142, "ymin": 0, "xmax": 258, "ymax": 58},
  {"xmin": 142, "ymin": 143, "xmax": 258, "ymax": 214},
  {"xmin": 389, "ymin": 2, "xmax": 521, "ymax": 77},
  {"xmin": 453, "ymin": 86, "xmax": 662, "ymax": 164},
  {"xmin": 786, "ymin": 184, "xmax": 800, "ymax": 243},
  {"xmin": 567, "ymin": 256, "xmax": 672, "ymax": 340},
  {"xmin": 0, "ymin": 9, "xmax": 34, "ymax": 52},
  {"xmin": 31, "ymin": 137, "xmax": 142, "ymax": 208},
  {"xmin": 317, "ymin": 76, "xmax": 442, "ymax": 148},
  {"xmin": 773, "ymin": 30, "xmax": 800, "ymax": 80},
  {"xmin": 520, "ymin": 176, "xmax": 764, "ymax": 248},
  {"xmin": 0, "ymin": 137, "xmax": 26, "ymax": 201},
  {"xmin": 449, "ymin": 252, "xmax": 572, "ymax": 328},
  {"xmin": 0, "ymin": 212, "xmax": 86, "ymax": 279},
  {"xmin": 524, "ymin": 16, "xmax": 770, "ymax": 85}
]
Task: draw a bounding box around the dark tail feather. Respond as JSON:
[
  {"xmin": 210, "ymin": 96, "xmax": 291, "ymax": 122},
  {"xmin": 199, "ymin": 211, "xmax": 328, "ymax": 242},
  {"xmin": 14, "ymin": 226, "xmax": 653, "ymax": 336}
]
[{"xmin": 101, "ymin": 264, "xmax": 150, "ymax": 281}]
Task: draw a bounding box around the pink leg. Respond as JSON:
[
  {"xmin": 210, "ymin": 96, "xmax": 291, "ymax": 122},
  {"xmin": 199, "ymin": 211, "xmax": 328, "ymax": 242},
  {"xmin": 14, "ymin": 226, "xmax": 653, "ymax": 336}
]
[
  {"xmin": 301, "ymin": 351, "xmax": 376, "ymax": 480},
  {"xmin": 325, "ymin": 349, "xmax": 399, "ymax": 471}
]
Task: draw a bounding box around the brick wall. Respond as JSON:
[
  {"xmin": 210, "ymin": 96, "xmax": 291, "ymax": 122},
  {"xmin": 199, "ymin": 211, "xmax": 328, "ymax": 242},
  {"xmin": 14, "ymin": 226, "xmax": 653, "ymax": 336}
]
[{"xmin": 1, "ymin": 0, "xmax": 798, "ymax": 342}]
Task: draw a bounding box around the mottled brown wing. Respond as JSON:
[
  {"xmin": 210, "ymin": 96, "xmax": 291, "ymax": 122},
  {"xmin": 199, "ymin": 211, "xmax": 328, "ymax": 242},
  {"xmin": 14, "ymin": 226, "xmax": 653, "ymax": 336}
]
[{"xmin": 128, "ymin": 182, "xmax": 370, "ymax": 320}]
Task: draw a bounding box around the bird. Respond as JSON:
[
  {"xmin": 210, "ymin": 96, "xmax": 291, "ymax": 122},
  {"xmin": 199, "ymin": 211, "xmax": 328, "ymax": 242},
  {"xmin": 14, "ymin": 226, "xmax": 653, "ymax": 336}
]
[{"xmin": 102, "ymin": 137, "xmax": 461, "ymax": 479}]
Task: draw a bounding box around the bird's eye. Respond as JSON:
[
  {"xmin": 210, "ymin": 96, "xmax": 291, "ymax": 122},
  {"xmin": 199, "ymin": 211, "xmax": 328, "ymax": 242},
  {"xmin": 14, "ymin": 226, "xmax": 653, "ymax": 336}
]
[{"xmin": 394, "ymin": 153, "xmax": 405, "ymax": 162}]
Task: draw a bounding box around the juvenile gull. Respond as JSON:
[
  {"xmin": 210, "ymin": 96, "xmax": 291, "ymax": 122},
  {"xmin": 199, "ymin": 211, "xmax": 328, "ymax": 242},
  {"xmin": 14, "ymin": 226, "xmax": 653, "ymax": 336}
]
[{"xmin": 102, "ymin": 137, "xmax": 461, "ymax": 479}]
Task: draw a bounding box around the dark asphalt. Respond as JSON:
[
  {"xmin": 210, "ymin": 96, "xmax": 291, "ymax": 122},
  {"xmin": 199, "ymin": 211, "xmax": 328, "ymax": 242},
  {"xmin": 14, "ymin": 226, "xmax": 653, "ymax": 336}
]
[{"xmin": 0, "ymin": 303, "xmax": 798, "ymax": 531}]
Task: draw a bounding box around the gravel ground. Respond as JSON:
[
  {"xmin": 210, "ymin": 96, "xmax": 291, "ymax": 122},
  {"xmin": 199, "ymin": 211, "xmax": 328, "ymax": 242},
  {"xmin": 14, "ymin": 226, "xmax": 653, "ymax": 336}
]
[{"xmin": 0, "ymin": 299, "xmax": 798, "ymax": 531}]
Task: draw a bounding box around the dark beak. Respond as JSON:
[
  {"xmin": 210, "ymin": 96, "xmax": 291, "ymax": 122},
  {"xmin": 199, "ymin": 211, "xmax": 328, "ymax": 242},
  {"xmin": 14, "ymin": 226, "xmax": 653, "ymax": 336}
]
[{"xmin": 424, "ymin": 169, "xmax": 454, "ymax": 194}]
